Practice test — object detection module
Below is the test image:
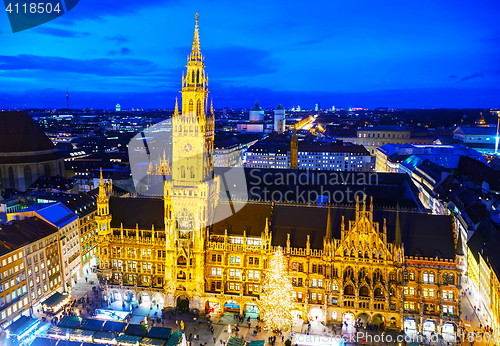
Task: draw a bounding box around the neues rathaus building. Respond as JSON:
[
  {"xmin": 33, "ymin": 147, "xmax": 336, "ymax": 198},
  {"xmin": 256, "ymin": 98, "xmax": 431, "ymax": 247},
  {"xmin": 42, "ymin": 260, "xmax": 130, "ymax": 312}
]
[{"xmin": 96, "ymin": 15, "xmax": 464, "ymax": 335}]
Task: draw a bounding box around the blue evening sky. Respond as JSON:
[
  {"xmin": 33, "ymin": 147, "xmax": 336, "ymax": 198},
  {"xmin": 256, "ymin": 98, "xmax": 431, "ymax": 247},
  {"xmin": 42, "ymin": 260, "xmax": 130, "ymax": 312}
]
[{"xmin": 0, "ymin": 0, "xmax": 499, "ymax": 109}]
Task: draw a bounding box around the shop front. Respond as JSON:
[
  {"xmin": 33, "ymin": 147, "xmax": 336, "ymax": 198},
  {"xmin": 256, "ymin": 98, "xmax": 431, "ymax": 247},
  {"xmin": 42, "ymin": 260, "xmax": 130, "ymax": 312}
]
[
  {"xmin": 423, "ymin": 320, "xmax": 436, "ymax": 332},
  {"xmin": 404, "ymin": 318, "xmax": 416, "ymax": 331}
]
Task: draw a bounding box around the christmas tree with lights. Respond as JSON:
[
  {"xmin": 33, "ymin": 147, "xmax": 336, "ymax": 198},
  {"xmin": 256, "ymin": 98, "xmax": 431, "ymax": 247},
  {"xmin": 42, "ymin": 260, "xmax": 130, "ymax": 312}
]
[{"xmin": 261, "ymin": 246, "xmax": 294, "ymax": 332}]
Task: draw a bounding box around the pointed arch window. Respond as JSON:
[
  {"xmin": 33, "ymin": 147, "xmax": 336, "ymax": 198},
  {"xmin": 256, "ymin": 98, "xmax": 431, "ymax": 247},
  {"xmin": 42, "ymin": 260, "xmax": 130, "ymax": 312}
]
[
  {"xmin": 196, "ymin": 69, "xmax": 200, "ymax": 84},
  {"xmin": 188, "ymin": 100, "xmax": 194, "ymax": 114},
  {"xmin": 177, "ymin": 256, "xmax": 187, "ymax": 265},
  {"xmin": 191, "ymin": 71, "xmax": 195, "ymax": 83},
  {"xmin": 344, "ymin": 285, "xmax": 354, "ymax": 296},
  {"xmin": 8, "ymin": 166, "xmax": 14, "ymax": 188},
  {"xmin": 180, "ymin": 166, "xmax": 186, "ymax": 179},
  {"xmin": 44, "ymin": 163, "xmax": 51, "ymax": 176},
  {"xmin": 360, "ymin": 286, "xmax": 369, "ymax": 296},
  {"xmin": 24, "ymin": 166, "xmax": 32, "ymax": 189},
  {"xmin": 190, "ymin": 166, "xmax": 195, "ymax": 179},
  {"xmin": 196, "ymin": 99, "xmax": 202, "ymax": 119}
]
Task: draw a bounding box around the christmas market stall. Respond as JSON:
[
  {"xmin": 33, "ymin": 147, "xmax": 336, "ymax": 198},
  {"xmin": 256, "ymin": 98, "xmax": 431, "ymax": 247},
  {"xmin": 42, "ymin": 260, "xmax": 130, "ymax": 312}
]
[
  {"xmin": 164, "ymin": 331, "xmax": 183, "ymax": 346},
  {"xmin": 227, "ymin": 336, "xmax": 247, "ymax": 346},
  {"xmin": 146, "ymin": 327, "xmax": 172, "ymax": 341},
  {"xmin": 92, "ymin": 331, "xmax": 119, "ymax": 344},
  {"xmin": 102, "ymin": 320, "xmax": 128, "ymax": 333},
  {"xmin": 55, "ymin": 340, "xmax": 83, "ymax": 346},
  {"xmin": 139, "ymin": 337, "xmax": 167, "ymax": 346},
  {"xmin": 68, "ymin": 328, "xmax": 97, "ymax": 343},
  {"xmin": 30, "ymin": 337, "xmax": 58, "ymax": 346},
  {"xmin": 58, "ymin": 316, "xmax": 83, "ymax": 329},
  {"xmin": 79, "ymin": 318, "xmax": 105, "ymax": 331},
  {"xmin": 5, "ymin": 316, "xmax": 40, "ymax": 344},
  {"xmin": 124, "ymin": 323, "xmax": 148, "ymax": 337},
  {"xmin": 116, "ymin": 334, "xmax": 142, "ymax": 346},
  {"xmin": 41, "ymin": 292, "xmax": 71, "ymax": 314},
  {"xmin": 45, "ymin": 326, "xmax": 71, "ymax": 340}
]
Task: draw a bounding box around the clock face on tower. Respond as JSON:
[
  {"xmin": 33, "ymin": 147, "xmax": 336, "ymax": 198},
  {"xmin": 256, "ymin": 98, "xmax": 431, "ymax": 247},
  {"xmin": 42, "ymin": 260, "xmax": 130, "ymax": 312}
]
[{"xmin": 184, "ymin": 143, "xmax": 193, "ymax": 153}]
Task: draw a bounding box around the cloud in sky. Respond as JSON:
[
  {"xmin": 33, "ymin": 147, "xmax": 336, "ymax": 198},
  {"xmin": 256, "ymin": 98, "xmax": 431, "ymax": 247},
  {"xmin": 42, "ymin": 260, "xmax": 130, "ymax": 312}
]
[
  {"xmin": 108, "ymin": 47, "xmax": 133, "ymax": 56},
  {"xmin": 33, "ymin": 27, "xmax": 90, "ymax": 38},
  {"xmin": 460, "ymin": 73, "xmax": 485, "ymax": 82},
  {"xmin": 0, "ymin": 54, "xmax": 158, "ymax": 76}
]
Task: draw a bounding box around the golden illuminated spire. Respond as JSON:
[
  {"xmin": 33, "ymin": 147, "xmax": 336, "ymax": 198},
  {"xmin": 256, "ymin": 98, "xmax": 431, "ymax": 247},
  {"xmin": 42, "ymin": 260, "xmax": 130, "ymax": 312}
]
[
  {"xmin": 190, "ymin": 13, "xmax": 202, "ymax": 61},
  {"xmin": 98, "ymin": 168, "xmax": 107, "ymax": 203},
  {"xmin": 99, "ymin": 167, "xmax": 104, "ymax": 186},
  {"xmin": 210, "ymin": 98, "xmax": 214, "ymax": 115},
  {"xmin": 174, "ymin": 97, "xmax": 179, "ymax": 117}
]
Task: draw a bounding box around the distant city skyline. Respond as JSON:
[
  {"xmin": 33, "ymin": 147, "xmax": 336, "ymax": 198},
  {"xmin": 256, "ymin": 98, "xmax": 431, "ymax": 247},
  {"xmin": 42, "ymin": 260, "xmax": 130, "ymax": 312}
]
[{"xmin": 1, "ymin": 0, "xmax": 500, "ymax": 109}]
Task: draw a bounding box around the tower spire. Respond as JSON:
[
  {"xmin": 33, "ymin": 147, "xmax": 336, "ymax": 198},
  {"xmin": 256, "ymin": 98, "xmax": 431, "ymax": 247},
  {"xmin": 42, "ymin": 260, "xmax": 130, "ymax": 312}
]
[
  {"xmin": 210, "ymin": 98, "xmax": 214, "ymax": 115},
  {"xmin": 190, "ymin": 13, "xmax": 202, "ymax": 61},
  {"xmin": 174, "ymin": 97, "xmax": 179, "ymax": 117},
  {"xmin": 325, "ymin": 201, "xmax": 332, "ymax": 240},
  {"xmin": 395, "ymin": 202, "xmax": 402, "ymax": 247}
]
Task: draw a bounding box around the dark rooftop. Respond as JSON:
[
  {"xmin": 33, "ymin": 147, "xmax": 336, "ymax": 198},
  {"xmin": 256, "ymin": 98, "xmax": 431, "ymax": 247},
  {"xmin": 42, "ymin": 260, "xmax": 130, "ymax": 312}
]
[
  {"xmin": 211, "ymin": 201, "xmax": 455, "ymax": 259},
  {"xmin": 109, "ymin": 196, "xmax": 165, "ymax": 230},
  {"xmin": 0, "ymin": 111, "xmax": 58, "ymax": 154},
  {"xmin": 0, "ymin": 217, "xmax": 58, "ymax": 256}
]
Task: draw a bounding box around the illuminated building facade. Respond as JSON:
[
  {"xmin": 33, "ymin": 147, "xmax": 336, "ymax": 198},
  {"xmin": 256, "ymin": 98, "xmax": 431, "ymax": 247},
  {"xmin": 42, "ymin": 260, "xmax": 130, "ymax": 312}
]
[
  {"xmin": 467, "ymin": 217, "xmax": 500, "ymax": 340},
  {"xmin": 63, "ymin": 193, "xmax": 98, "ymax": 275},
  {"xmin": 95, "ymin": 15, "xmax": 463, "ymax": 334},
  {"xmin": 0, "ymin": 218, "xmax": 62, "ymax": 329}
]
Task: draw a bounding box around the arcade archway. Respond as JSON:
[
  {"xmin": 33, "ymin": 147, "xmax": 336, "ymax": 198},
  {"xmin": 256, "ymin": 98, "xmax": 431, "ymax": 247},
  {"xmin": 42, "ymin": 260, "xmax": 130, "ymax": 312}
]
[
  {"xmin": 152, "ymin": 293, "xmax": 164, "ymax": 308},
  {"xmin": 177, "ymin": 296, "xmax": 189, "ymax": 311},
  {"xmin": 343, "ymin": 312, "xmax": 354, "ymax": 326},
  {"xmin": 224, "ymin": 300, "xmax": 240, "ymax": 313},
  {"xmin": 372, "ymin": 314, "xmax": 384, "ymax": 326},
  {"xmin": 309, "ymin": 307, "xmax": 323, "ymax": 321},
  {"xmin": 138, "ymin": 292, "xmax": 150, "ymax": 306},
  {"xmin": 404, "ymin": 318, "xmax": 417, "ymax": 332},
  {"xmin": 110, "ymin": 290, "xmax": 121, "ymax": 301},
  {"xmin": 357, "ymin": 313, "xmax": 369, "ymax": 327},
  {"xmin": 244, "ymin": 302, "xmax": 259, "ymax": 317},
  {"xmin": 205, "ymin": 298, "xmax": 221, "ymax": 314},
  {"xmin": 124, "ymin": 291, "xmax": 136, "ymax": 302},
  {"xmin": 423, "ymin": 320, "xmax": 436, "ymax": 332}
]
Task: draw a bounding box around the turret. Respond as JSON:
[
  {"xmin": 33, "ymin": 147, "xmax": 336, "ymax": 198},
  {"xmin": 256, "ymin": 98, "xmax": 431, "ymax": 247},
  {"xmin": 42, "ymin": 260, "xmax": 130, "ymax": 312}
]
[{"xmin": 96, "ymin": 168, "xmax": 111, "ymax": 236}]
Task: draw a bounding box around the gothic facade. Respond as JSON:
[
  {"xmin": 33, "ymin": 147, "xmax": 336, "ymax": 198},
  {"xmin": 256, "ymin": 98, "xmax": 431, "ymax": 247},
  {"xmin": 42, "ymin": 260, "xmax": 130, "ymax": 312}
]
[{"xmin": 95, "ymin": 15, "xmax": 463, "ymax": 334}]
